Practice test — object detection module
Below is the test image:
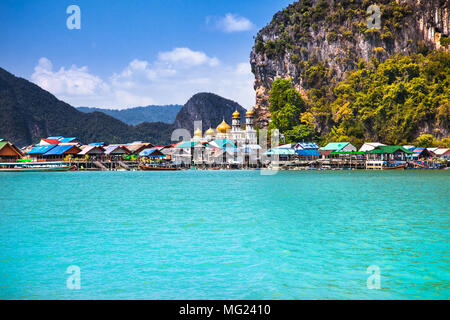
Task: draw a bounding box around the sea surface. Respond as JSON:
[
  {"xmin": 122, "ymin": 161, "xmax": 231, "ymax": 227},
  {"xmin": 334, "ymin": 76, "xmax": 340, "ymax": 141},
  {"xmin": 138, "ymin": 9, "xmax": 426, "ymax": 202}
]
[{"xmin": 0, "ymin": 170, "xmax": 449, "ymax": 299}]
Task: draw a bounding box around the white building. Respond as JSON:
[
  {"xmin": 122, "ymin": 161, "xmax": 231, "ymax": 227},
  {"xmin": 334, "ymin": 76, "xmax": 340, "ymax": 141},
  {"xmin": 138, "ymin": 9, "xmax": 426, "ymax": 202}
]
[
  {"xmin": 192, "ymin": 109, "xmax": 257, "ymax": 146},
  {"xmin": 359, "ymin": 142, "xmax": 386, "ymax": 152}
]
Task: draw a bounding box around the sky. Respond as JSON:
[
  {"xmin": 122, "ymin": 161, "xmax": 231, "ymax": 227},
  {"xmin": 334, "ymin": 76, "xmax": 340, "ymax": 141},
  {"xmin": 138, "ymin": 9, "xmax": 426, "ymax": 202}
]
[{"xmin": 0, "ymin": 0, "xmax": 294, "ymax": 109}]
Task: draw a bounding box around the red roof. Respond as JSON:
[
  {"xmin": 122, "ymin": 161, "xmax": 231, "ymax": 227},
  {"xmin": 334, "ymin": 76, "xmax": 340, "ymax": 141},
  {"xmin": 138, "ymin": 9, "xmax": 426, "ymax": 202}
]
[
  {"xmin": 319, "ymin": 149, "xmax": 332, "ymax": 155},
  {"xmin": 41, "ymin": 139, "xmax": 61, "ymax": 145}
]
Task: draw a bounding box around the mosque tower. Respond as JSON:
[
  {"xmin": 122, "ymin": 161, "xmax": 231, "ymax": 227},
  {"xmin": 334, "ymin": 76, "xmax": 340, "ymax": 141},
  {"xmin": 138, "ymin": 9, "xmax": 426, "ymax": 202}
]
[
  {"xmin": 231, "ymin": 110, "xmax": 241, "ymax": 142},
  {"xmin": 245, "ymin": 108, "xmax": 257, "ymax": 144}
]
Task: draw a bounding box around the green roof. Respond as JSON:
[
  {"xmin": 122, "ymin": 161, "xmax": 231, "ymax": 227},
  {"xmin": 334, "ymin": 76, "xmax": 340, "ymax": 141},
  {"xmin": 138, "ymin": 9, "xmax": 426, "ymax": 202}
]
[
  {"xmin": 0, "ymin": 141, "xmax": 7, "ymax": 149},
  {"xmin": 367, "ymin": 146, "xmax": 413, "ymax": 154},
  {"xmin": 265, "ymin": 148, "xmax": 296, "ymax": 155},
  {"xmin": 321, "ymin": 142, "xmax": 350, "ymax": 151}
]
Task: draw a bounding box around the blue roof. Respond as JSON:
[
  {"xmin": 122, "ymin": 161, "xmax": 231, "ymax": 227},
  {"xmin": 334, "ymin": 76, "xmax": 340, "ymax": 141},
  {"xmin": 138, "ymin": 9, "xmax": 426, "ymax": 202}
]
[
  {"xmin": 44, "ymin": 145, "xmax": 76, "ymax": 155},
  {"xmin": 27, "ymin": 144, "xmax": 57, "ymax": 154},
  {"xmin": 296, "ymin": 149, "xmax": 321, "ymax": 156},
  {"xmin": 297, "ymin": 142, "xmax": 319, "ymax": 149},
  {"xmin": 89, "ymin": 142, "xmax": 104, "ymax": 146},
  {"xmin": 59, "ymin": 137, "xmax": 77, "ymax": 143},
  {"xmin": 47, "ymin": 136, "xmax": 63, "ymax": 140},
  {"xmin": 139, "ymin": 148, "xmax": 164, "ymax": 157}
]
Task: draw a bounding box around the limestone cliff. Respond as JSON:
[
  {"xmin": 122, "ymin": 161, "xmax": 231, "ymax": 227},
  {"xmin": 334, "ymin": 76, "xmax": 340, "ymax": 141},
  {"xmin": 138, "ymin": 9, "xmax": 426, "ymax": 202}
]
[{"xmin": 250, "ymin": 0, "xmax": 449, "ymax": 128}]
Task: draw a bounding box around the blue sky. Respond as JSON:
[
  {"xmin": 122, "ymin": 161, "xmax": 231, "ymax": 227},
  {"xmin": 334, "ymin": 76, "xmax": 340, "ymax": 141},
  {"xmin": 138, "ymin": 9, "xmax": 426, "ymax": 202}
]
[{"xmin": 0, "ymin": 0, "xmax": 294, "ymax": 109}]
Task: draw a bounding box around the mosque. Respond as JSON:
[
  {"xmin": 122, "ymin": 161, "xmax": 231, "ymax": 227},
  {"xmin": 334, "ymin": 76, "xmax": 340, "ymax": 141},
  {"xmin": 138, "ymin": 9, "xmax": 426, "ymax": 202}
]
[{"xmin": 192, "ymin": 108, "xmax": 257, "ymax": 145}]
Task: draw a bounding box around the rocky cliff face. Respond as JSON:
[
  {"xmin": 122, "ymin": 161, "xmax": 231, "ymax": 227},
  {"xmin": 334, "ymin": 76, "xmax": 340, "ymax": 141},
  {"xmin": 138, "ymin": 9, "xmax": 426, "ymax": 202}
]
[
  {"xmin": 250, "ymin": 0, "xmax": 449, "ymax": 128},
  {"xmin": 173, "ymin": 92, "xmax": 246, "ymax": 134}
]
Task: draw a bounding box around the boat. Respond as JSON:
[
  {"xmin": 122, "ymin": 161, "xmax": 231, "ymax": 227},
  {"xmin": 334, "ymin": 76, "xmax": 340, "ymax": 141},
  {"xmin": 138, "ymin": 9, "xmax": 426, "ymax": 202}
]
[
  {"xmin": 0, "ymin": 162, "xmax": 75, "ymax": 172},
  {"xmin": 383, "ymin": 163, "xmax": 406, "ymax": 170},
  {"xmin": 139, "ymin": 164, "xmax": 181, "ymax": 171}
]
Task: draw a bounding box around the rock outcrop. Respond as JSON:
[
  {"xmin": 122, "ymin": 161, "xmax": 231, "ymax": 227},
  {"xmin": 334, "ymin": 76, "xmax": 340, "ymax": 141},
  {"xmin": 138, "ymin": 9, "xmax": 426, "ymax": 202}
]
[
  {"xmin": 173, "ymin": 92, "xmax": 246, "ymax": 134},
  {"xmin": 250, "ymin": 0, "xmax": 449, "ymax": 128}
]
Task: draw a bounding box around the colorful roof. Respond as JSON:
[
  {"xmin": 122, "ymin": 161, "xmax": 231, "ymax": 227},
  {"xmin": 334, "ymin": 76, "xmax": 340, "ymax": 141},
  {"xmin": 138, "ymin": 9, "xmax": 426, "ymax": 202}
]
[
  {"xmin": 0, "ymin": 141, "xmax": 23, "ymax": 156},
  {"xmin": 139, "ymin": 148, "xmax": 165, "ymax": 157},
  {"xmin": 44, "ymin": 145, "xmax": 79, "ymax": 156},
  {"xmin": 59, "ymin": 137, "xmax": 77, "ymax": 143},
  {"xmin": 78, "ymin": 145, "xmax": 104, "ymax": 155},
  {"xmin": 434, "ymin": 148, "xmax": 450, "ymax": 156},
  {"xmin": 366, "ymin": 146, "xmax": 413, "ymax": 154},
  {"xmin": 28, "ymin": 144, "xmax": 57, "ymax": 154},
  {"xmin": 265, "ymin": 148, "xmax": 296, "ymax": 155},
  {"xmin": 297, "ymin": 142, "xmax": 319, "ymax": 150},
  {"xmin": 321, "ymin": 142, "xmax": 351, "ymax": 151},
  {"xmin": 175, "ymin": 141, "xmax": 200, "ymax": 148},
  {"xmin": 296, "ymin": 149, "xmax": 321, "ymax": 156},
  {"xmin": 104, "ymin": 145, "xmax": 130, "ymax": 155},
  {"xmin": 40, "ymin": 138, "xmax": 61, "ymax": 145},
  {"xmin": 213, "ymin": 139, "xmax": 236, "ymax": 149},
  {"xmin": 47, "ymin": 136, "xmax": 63, "ymax": 140}
]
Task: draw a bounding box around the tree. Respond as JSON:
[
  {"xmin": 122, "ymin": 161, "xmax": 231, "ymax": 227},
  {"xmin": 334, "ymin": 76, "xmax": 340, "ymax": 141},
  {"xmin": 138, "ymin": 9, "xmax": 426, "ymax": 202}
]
[
  {"xmin": 268, "ymin": 78, "xmax": 309, "ymax": 143},
  {"xmin": 415, "ymin": 134, "xmax": 436, "ymax": 148}
]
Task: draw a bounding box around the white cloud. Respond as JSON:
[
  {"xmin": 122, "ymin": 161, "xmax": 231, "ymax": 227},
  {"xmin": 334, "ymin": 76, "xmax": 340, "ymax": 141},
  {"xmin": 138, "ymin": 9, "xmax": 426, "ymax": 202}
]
[
  {"xmin": 158, "ymin": 48, "xmax": 219, "ymax": 67},
  {"xmin": 30, "ymin": 52, "xmax": 255, "ymax": 110},
  {"xmin": 114, "ymin": 90, "xmax": 155, "ymax": 106},
  {"xmin": 211, "ymin": 13, "xmax": 254, "ymax": 33},
  {"xmin": 236, "ymin": 62, "xmax": 251, "ymax": 75},
  {"xmin": 32, "ymin": 57, "xmax": 109, "ymax": 96}
]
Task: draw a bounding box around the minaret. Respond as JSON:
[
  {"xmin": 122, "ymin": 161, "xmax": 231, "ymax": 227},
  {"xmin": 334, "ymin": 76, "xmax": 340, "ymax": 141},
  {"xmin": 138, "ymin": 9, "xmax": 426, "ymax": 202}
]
[
  {"xmin": 245, "ymin": 109, "xmax": 254, "ymax": 130},
  {"xmin": 231, "ymin": 110, "xmax": 241, "ymax": 143},
  {"xmin": 232, "ymin": 110, "xmax": 241, "ymax": 132},
  {"xmin": 245, "ymin": 108, "xmax": 256, "ymax": 144}
]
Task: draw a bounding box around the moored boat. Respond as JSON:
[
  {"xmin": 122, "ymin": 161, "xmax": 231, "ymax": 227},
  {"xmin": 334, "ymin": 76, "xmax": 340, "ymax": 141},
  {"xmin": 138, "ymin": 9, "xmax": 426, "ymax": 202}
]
[
  {"xmin": 383, "ymin": 163, "xmax": 406, "ymax": 170},
  {"xmin": 139, "ymin": 164, "xmax": 181, "ymax": 171},
  {"xmin": 0, "ymin": 162, "xmax": 75, "ymax": 172}
]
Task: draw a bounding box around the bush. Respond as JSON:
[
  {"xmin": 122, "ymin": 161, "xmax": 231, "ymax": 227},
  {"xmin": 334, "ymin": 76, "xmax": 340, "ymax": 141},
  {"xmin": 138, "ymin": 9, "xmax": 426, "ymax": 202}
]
[{"xmin": 327, "ymin": 32, "xmax": 338, "ymax": 42}]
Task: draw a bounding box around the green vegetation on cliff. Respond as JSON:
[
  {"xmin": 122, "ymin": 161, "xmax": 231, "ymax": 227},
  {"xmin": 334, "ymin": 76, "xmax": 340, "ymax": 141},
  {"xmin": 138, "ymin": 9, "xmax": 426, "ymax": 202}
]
[
  {"xmin": 269, "ymin": 50, "xmax": 450, "ymax": 146},
  {"xmin": 268, "ymin": 79, "xmax": 315, "ymax": 143}
]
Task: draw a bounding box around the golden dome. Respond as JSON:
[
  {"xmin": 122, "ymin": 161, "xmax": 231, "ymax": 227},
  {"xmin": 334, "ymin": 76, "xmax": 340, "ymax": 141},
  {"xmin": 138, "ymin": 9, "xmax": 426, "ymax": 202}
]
[
  {"xmin": 246, "ymin": 108, "xmax": 255, "ymax": 117},
  {"xmin": 232, "ymin": 110, "xmax": 240, "ymax": 118},
  {"xmin": 205, "ymin": 127, "xmax": 215, "ymax": 136},
  {"xmin": 194, "ymin": 128, "xmax": 202, "ymax": 137},
  {"xmin": 216, "ymin": 119, "xmax": 231, "ymax": 134}
]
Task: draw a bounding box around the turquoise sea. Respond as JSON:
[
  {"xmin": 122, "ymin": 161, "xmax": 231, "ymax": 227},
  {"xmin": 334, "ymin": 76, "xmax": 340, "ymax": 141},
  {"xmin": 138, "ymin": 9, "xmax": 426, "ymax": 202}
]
[{"xmin": 0, "ymin": 170, "xmax": 449, "ymax": 299}]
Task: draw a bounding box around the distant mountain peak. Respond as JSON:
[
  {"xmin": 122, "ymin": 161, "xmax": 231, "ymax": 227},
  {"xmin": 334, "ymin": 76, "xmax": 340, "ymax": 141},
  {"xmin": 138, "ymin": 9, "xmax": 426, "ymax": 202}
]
[
  {"xmin": 77, "ymin": 104, "xmax": 182, "ymax": 125},
  {"xmin": 174, "ymin": 92, "xmax": 246, "ymax": 134}
]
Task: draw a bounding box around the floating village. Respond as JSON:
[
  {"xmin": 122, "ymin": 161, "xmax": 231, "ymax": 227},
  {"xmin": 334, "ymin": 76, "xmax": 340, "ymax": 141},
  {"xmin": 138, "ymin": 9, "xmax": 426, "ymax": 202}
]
[{"xmin": 0, "ymin": 109, "xmax": 449, "ymax": 172}]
